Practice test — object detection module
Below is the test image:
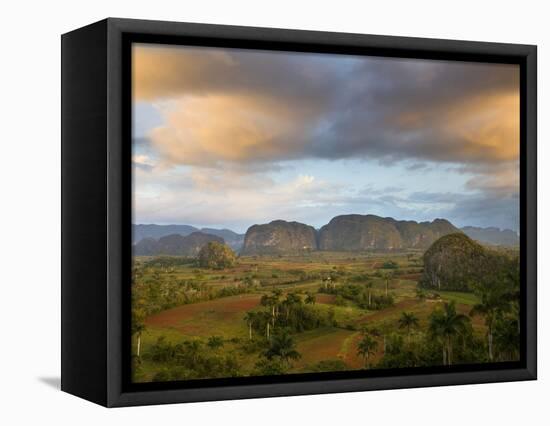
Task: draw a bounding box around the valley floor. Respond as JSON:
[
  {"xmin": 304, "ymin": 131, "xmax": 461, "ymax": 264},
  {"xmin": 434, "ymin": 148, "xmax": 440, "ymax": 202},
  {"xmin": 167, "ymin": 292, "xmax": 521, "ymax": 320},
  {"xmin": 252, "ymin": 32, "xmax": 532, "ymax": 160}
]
[{"xmin": 131, "ymin": 250, "xmax": 511, "ymax": 383}]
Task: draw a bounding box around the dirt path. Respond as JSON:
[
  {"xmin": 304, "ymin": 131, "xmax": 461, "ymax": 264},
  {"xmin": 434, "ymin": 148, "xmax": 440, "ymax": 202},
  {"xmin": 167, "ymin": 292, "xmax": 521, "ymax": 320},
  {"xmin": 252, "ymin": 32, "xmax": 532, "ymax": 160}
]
[{"xmin": 293, "ymin": 328, "xmax": 355, "ymax": 368}]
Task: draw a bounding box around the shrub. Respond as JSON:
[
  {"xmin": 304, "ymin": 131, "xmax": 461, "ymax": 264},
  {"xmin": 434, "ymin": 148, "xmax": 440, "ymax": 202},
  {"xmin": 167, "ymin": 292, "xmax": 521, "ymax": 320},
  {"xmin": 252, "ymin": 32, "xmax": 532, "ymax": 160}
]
[{"xmin": 381, "ymin": 260, "xmax": 399, "ymax": 269}]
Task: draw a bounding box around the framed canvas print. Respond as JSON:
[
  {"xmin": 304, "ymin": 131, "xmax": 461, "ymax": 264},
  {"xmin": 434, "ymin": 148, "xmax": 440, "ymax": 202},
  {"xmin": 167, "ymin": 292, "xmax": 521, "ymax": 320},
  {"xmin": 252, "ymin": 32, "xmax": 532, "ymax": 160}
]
[{"xmin": 61, "ymin": 18, "xmax": 537, "ymax": 407}]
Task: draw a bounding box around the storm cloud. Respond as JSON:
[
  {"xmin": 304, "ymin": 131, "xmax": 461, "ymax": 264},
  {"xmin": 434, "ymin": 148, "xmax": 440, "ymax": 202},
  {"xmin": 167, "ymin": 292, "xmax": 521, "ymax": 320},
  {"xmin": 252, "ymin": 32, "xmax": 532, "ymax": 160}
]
[
  {"xmin": 132, "ymin": 43, "xmax": 520, "ymax": 232},
  {"xmin": 134, "ymin": 44, "xmax": 518, "ymax": 167}
]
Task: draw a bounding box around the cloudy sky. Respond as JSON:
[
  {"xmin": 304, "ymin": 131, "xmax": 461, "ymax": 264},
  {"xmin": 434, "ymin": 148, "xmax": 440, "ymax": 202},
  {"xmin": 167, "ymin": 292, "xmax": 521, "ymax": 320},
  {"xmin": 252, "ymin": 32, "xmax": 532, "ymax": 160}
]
[{"xmin": 132, "ymin": 43, "xmax": 520, "ymax": 234}]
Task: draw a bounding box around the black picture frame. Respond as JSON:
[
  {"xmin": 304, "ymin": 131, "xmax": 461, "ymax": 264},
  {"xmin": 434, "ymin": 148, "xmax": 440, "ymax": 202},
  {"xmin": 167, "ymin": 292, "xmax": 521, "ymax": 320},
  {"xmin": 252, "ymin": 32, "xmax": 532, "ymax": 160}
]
[{"xmin": 61, "ymin": 17, "xmax": 537, "ymax": 407}]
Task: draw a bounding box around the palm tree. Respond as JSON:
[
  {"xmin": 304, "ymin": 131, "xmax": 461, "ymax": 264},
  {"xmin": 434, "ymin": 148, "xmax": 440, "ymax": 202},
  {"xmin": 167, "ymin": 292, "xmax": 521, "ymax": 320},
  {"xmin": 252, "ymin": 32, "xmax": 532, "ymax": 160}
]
[
  {"xmin": 357, "ymin": 334, "xmax": 378, "ymax": 368},
  {"xmin": 398, "ymin": 312, "xmax": 419, "ymax": 345},
  {"xmin": 429, "ymin": 302, "xmax": 470, "ymax": 366},
  {"xmin": 284, "ymin": 292, "xmax": 302, "ymax": 321},
  {"xmin": 184, "ymin": 340, "xmax": 202, "ymax": 365},
  {"xmin": 366, "ymin": 282, "xmax": 373, "ymax": 307},
  {"xmin": 265, "ymin": 330, "xmax": 301, "ymax": 365},
  {"xmin": 361, "ymin": 325, "xmax": 383, "ymax": 353},
  {"xmin": 286, "ymin": 292, "xmax": 302, "ymax": 305},
  {"xmin": 244, "ymin": 311, "xmax": 257, "ymax": 340},
  {"xmin": 132, "ymin": 306, "xmax": 146, "ymax": 359},
  {"xmin": 132, "ymin": 321, "xmax": 145, "ymax": 358},
  {"xmin": 260, "ymin": 293, "xmax": 274, "ymax": 312},
  {"xmin": 272, "ymin": 289, "xmax": 283, "ymax": 318},
  {"xmin": 470, "ymin": 291, "xmax": 508, "ymax": 361},
  {"xmin": 258, "ymin": 311, "xmax": 272, "ymax": 339},
  {"xmin": 494, "ymin": 317, "xmax": 520, "ymax": 361},
  {"xmin": 261, "ymin": 293, "xmax": 280, "ymax": 328}
]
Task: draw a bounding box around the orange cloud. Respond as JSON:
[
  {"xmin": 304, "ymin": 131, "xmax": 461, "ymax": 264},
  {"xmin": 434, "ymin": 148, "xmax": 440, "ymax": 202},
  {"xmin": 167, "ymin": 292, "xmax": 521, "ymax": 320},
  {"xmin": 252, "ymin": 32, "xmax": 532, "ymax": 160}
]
[
  {"xmin": 132, "ymin": 44, "xmax": 237, "ymax": 101},
  {"xmin": 447, "ymin": 91, "xmax": 519, "ymax": 162},
  {"xmin": 394, "ymin": 90, "xmax": 519, "ymax": 164},
  {"xmin": 149, "ymin": 94, "xmax": 309, "ymax": 167}
]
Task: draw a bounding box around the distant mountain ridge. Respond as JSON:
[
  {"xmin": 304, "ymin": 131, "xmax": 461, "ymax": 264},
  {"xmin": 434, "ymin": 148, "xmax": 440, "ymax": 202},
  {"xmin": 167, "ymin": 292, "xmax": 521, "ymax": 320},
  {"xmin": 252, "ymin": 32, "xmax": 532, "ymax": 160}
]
[
  {"xmin": 133, "ymin": 224, "xmax": 199, "ymax": 242},
  {"xmin": 461, "ymin": 226, "xmax": 519, "ymax": 246},
  {"xmin": 133, "ymin": 224, "xmax": 244, "ymax": 251},
  {"xmin": 134, "ymin": 232, "xmax": 224, "ymax": 256},
  {"xmin": 133, "ymin": 217, "xmax": 518, "ymax": 257}
]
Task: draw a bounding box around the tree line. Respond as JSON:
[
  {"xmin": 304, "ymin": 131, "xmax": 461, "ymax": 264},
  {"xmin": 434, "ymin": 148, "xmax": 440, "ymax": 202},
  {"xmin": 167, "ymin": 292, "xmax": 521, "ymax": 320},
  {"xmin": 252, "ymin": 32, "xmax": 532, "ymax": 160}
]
[{"xmin": 245, "ymin": 290, "xmax": 336, "ymax": 339}]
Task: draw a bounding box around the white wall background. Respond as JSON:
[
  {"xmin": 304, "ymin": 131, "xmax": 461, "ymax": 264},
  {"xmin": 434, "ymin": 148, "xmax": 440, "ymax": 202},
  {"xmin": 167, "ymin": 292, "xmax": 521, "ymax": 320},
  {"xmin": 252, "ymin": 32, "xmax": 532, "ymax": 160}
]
[{"xmin": 0, "ymin": 0, "xmax": 546, "ymax": 424}]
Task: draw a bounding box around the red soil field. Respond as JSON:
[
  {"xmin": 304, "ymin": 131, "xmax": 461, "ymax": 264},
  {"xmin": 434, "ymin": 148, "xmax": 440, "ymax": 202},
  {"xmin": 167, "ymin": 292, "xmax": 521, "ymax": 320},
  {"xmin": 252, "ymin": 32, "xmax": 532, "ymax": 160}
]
[
  {"xmin": 398, "ymin": 273, "xmax": 422, "ymax": 280},
  {"xmin": 315, "ymin": 294, "xmax": 336, "ymax": 304},
  {"xmin": 145, "ymin": 294, "xmax": 262, "ymax": 329}
]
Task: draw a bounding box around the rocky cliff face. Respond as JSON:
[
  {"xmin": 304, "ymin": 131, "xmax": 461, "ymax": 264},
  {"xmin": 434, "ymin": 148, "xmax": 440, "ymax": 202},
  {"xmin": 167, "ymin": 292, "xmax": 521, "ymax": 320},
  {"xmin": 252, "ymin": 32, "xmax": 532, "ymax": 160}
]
[
  {"xmin": 241, "ymin": 220, "xmax": 317, "ymax": 255},
  {"xmin": 133, "ymin": 232, "xmax": 224, "ymax": 256},
  {"xmin": 241, "ymin": 215, "xmax": 461, "ymax": 255},
  {"xmin": 420, "ymin": 232, "xmax": 488, "ymax": 291},
  {"xmin": 318, "ymin": 215, "xmax": 459, "ymax": 251},
  {"xmin": 318, "ymin": 215, "xmax": 403, "ymax": 250}
]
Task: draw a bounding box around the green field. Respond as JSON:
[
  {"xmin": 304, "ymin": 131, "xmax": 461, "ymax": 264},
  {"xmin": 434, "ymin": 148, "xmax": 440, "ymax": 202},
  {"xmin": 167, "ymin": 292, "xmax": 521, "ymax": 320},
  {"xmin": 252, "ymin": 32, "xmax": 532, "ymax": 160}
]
[{"xmin": 130, "ymin": 248, "xmax": 519, "ymax": 383}]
